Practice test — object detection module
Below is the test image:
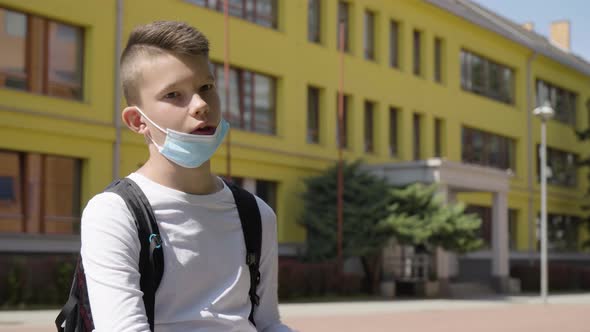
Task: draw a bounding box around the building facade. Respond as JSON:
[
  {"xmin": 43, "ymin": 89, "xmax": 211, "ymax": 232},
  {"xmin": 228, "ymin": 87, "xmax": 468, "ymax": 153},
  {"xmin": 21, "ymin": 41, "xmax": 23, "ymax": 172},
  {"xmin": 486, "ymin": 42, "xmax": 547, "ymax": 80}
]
[{"xmin": 0, "ymin": 0, "xmax": 589, "ymax": 296}]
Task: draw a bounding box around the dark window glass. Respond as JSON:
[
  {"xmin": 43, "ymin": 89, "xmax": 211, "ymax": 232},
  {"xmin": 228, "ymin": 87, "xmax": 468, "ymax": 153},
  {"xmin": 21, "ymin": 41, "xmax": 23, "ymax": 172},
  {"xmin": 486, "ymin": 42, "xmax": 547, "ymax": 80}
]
[
  {"xmin": 0, "ymin": 9, "xmax": 27, "ymax": 90},
  {"xmin": 256, "ymin": 180, "xmax": 277, "ymax": 212},
  {"xmin": 364, "ymin": 101, "xmax": 374, "ymax": 153},
  {"xmin": 434, "ymin": 37, "xmax": 442, "ymax": 83},
  {"xmin": 460, "ymin": 50, "xmax": 514, "ymax": 104},
  {"xmin": 536, "ymin": 145, "xmax": 578, "ymax": 187},
  {"xmin": 0, "ymin": 176, "xmax": 15, "ymax": 201},
  {"xmin": 544, "ymin": 214, "xmax": 580, "ymax": 252},
  {"xmin": 536, "ymin": 79, "xmax": 577, "ymax": 126},
  {"xmin": 413, "ymin": 113, "xmax": 421, "ymax": 160},
  {"xmin": 307, "ymin": 86, "xmax": 320, "ymax": 143},
  {"xmin": 188, "ymin": 0, "xmax": 278, "ymax": 29},
  {"xmin": 364, "ymin": 10, "xmax": 375, "ymax": 60},
  {"xmin": 389, "ymin": 107, "xmax": 398, "ymax": 156},
  {"xmin": 389, "ymin": 20, "xmax": 399, "ymax": 68},
  {"xmin": 337, "ymin": 1, "xmax": 350, "ymax": 52},
  {"xmin": 462, "ymin": 127, "xmax": 515, "ymax": 171},
  {"xmin": 336, "ymin": 94, "xmax": 349, "ymax": 148},
  {"xmin": 214, "ymin": 63, "xmax": 276, "ymax": 135},
  {"xmin": 308, "ymin": 0, "xmax": 321, "ymax": 43},
  {"xmin": 413, "ymin": 30, "xmax": 422, "ymax": 76}
]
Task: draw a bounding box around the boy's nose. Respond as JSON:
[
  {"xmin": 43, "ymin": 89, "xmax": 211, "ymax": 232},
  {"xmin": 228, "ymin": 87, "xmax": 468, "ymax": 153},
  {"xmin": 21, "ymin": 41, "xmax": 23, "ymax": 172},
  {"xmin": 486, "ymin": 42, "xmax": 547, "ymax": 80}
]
[{"xmin": 188, "ymin": 94, "xmax": 209, "ymax": 117}]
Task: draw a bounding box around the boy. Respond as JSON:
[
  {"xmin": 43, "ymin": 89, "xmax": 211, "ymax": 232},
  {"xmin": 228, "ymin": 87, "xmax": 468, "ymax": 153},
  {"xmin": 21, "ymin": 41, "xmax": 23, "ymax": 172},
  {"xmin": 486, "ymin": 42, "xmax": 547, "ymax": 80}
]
[{"xmin": 81, "ymin": 21, "xmax": 292, "ymax": 331}]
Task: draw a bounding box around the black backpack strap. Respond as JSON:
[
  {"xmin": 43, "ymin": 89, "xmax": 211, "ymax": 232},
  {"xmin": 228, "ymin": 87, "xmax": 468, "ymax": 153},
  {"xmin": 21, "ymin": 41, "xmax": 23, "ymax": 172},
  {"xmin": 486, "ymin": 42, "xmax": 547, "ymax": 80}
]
[
  {"xmin": 106, "ymin": 178, "xmax": 163, "ymax": 332},
  {"xmin": 55, "ymin": 256, "xmax": 91, "ymax": 332},
  {"xmin": 223, "ymin": 179, "xmax": 263, "ymax": 327}
]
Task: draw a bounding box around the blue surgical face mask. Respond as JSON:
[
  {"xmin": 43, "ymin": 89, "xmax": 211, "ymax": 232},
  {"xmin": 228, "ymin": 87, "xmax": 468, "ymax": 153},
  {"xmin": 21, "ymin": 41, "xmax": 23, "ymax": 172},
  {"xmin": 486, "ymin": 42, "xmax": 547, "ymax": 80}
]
[{"xmin": 135, "ymin": 107, "xmax": 229, "ymax": 168}]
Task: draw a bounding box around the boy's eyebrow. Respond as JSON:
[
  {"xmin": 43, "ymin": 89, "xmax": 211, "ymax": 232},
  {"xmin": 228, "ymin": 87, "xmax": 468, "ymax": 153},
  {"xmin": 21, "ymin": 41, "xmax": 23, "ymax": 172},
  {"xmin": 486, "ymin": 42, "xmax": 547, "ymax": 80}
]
[{"xmin": 156, "ymin": 75, "xmax": 215, "ymax": 95}]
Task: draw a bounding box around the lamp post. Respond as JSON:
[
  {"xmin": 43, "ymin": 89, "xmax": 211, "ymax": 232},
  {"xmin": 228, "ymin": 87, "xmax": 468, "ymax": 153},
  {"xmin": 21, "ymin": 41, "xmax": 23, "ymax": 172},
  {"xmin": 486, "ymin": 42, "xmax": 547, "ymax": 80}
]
[{"xmin": 533, "ymin": 101, "xmax": 554, "ymax": 304}]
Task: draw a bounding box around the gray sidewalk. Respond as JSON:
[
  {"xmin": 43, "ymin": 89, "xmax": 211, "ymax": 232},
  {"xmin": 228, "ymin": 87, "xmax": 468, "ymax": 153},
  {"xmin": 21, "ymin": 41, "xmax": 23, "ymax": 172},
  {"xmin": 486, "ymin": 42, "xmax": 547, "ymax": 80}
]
[{"xmin": 2, "ymin": 293, "xmax": 590, "ymax": 330}]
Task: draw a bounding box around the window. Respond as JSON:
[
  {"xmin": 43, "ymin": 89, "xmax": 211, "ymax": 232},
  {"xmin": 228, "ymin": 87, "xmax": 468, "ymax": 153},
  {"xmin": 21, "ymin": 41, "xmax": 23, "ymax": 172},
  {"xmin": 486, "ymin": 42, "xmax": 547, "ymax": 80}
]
[
  {"xmin": 188, "ymin": 0, "xmax": 278, "ymax": 29},
  {"xmin": 0, "ymin": 8, "xmax": 84, "ymax": 100},
  {"xmin": 434, "ymin": 117, "xmax": 444, "ymax": 158},
  {"xmin": 544, "ymin": 214, "xmax": 580, "ymax": 252},
  {"xmin": 462, "ymin": 127, "xmax": 515, "ymax": 171},
  {"xmin": 308, "ymin": 0, "xmax": 321, "ymax": 43},
  {"xmin": 389, "ymin": 107, "xmax": 399, "ymax": 156},
  {"xmin": 47, "ymin": 21, "xmax": 84, "ymax": 99},
  {"xmin": 536, "ymin": 79, "xmax": 577, "ymax": 126},
  {"xmin": 461, "ymin": 50, "xmax": 514, "ymax": 104},
  {"xmin": 434, "ymin": 37, "xmax": 443, "ymax": 83},
  {"xmin": 0, "ymin": 150, "xmax": 81, "ymax": 235},
  {"xmin": 413, "ymin": 113, "xmax": 421, "ymax": 160},
  {"xmin": 364, "ymin": 101, "xmax": 375, "ymax": 153},
  {"xmin": 256, "ymin": 180, "xmax": 277, "ymax": 212},
  {"xmin": 0, "ymin": 9, "xmax": 27, "ymax": 90},
  {"xmin": 336, "ymin": 94, "xmax": 350, "ymax": 149},
  {"xmin": 389, "ymin": 20, "xmax": 399, "ymax": 68},
  {"xmin": 213, "ymin": 63, "xmax": 276, "ymax": 135},
  {"xmin": 413, "ymin": 30, "xmax": 422, "ymax": 76},
  {"xmin": 537, "ymin": 145, "xmax": 578, "ymax": 187},
  {"xmin": 307, "ymin": 86, "xmax": 320, "ymax": 144},
  {"xmin": 364, "ymin": 10, "xmax": 375, "ymax": 60},
  {"xmin": 337, "ymin": 1, "xmax": 350, "ymax": 52},
  {"xmin": 0, "ymin": 176, "xmax": 15, "ymax": 201}
]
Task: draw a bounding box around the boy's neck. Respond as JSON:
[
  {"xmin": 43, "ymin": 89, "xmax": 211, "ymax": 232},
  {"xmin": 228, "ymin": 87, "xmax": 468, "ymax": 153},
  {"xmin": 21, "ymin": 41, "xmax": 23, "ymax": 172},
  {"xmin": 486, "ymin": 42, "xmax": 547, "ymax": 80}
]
[{"xmin": 137, "ymin": 152, "xmax": 222, "ymax": 195}]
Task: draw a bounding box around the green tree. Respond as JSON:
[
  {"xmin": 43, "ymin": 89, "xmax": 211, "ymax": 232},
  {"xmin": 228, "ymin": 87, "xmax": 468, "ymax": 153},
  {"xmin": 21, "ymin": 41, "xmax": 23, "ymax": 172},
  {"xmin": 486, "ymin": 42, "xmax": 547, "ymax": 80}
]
[
  {"xmin": 380, "ymin": 183, "xmax": 483, "ymax": 254},
  {"xmin": 299, "ymin": 160, "xmax": 392, "ymax": 294}
]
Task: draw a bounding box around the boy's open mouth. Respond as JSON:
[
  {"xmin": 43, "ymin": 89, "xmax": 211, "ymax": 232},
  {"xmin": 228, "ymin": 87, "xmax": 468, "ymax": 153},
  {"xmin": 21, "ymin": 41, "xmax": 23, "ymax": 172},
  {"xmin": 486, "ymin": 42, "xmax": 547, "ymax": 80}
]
[{"xmin": 191, "ymin": 126, "xmax": 216, "ymax": 135}]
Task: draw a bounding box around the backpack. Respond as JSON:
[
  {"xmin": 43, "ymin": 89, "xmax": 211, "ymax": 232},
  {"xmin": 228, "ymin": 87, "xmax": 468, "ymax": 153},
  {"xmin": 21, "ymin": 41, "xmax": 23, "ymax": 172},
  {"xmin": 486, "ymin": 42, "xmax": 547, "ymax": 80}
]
[{"xmin": 55, "ymin": 177, "xmax": 262, "ymax": 331}]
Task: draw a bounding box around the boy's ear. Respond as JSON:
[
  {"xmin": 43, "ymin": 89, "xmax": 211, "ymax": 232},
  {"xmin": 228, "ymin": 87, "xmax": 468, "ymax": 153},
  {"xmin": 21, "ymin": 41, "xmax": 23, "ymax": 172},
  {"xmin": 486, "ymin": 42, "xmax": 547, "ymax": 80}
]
[{"xmin": 122, "ymin": 106, "xmax": 146, "ymax": 134}]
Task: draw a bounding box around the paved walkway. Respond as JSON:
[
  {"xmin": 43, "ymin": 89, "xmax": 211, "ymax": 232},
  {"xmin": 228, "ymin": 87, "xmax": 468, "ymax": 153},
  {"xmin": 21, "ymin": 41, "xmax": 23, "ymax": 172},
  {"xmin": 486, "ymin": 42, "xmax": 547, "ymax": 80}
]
[{"xmin": 2, "ymin": 293, "xmax": 590, "ymax": 331}]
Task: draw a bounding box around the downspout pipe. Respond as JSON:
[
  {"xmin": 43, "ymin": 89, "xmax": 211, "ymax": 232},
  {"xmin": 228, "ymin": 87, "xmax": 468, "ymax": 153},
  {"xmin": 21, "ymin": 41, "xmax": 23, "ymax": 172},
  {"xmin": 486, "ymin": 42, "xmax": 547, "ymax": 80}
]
[
  {"xmin": 526, "ymin": 50, "xmax": 538, "ymax": 261},
  {"xmin": 113, "ymin": 0, "xmax": 123, "ymax": 181}
]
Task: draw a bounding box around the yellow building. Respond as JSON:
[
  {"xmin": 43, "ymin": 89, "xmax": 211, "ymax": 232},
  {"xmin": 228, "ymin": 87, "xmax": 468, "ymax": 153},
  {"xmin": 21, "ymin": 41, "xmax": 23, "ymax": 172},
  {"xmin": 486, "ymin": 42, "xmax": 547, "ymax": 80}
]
[{"xmin": 0, "ymin": 0, "xmax": 588, "ymax": 297}]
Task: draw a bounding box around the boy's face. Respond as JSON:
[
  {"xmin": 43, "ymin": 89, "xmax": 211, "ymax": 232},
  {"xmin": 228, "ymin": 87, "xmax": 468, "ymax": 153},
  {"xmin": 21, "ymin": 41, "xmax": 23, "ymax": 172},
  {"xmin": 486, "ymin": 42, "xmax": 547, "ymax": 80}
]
[{"xmin": 133, "ymin": 52, "xmax": 221, "ymax": 143}]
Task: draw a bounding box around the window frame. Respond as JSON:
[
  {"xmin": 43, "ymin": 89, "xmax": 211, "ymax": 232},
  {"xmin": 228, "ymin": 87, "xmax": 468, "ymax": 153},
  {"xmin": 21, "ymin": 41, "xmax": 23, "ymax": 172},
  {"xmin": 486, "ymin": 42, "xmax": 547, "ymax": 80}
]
[
  {"xmin": 213, "ymin": 63, "xmax": 277, "ymax": 135},
  {"xmin": 460, "ymin": 49, "xmax": 515, "ymax": 105},
  {"xmin": 0, "ymin": 7, "xmax": 84, "ymax": 101}
]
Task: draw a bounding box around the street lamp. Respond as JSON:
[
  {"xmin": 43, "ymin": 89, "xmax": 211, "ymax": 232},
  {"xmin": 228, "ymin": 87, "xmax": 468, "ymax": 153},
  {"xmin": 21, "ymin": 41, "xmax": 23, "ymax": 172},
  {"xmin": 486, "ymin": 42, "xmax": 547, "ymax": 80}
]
[{"xmin": 533, "ymin": 101, "xmax": 554, "ymax": 304}]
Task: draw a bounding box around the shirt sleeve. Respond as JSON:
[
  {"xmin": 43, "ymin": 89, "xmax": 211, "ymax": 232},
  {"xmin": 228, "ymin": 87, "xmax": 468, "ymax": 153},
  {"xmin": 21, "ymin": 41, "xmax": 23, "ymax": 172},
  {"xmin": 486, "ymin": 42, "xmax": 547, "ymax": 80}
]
[
  {"xmin": 253, "ymin": 198, "xmax": 294, "ymax": 332},
  {"xmin": 80, "ymin": 192, "xmax": 151, "ymax": 332}
]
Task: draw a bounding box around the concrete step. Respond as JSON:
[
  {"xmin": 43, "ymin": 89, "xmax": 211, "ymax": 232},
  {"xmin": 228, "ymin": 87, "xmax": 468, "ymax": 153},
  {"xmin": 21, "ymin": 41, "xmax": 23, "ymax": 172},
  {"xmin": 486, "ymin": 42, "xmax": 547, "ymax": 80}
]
[{"xmin": 449, "ymin": 282, "xmax": 496, "ymax": 298}]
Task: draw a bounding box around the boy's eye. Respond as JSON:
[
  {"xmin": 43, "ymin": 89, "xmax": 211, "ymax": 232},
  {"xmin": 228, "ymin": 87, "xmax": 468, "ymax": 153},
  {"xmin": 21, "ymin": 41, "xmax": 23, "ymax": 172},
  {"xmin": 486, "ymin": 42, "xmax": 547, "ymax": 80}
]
[
  {"xmin": 200, "ymin": 84, "xmax": 214, "ymax": 92},
  {"xmin": 164, "ymin": 91, "xmax": 181, "ymax": 99}
]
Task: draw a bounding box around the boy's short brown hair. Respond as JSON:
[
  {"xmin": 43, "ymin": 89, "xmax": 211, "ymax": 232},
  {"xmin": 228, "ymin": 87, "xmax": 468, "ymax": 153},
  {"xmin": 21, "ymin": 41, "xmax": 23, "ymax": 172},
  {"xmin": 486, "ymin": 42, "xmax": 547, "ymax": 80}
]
[{"xmin": 120, "ymin": 21, "xmax": 210, "ymax": 105}]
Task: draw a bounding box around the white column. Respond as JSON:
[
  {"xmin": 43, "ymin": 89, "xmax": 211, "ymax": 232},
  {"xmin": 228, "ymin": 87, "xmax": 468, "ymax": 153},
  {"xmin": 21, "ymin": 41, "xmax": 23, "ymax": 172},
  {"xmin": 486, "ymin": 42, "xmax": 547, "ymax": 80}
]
[
  {"xmin": 242, "ymin": 178, "xmax": 256, "ymax": 194},
  {"xmin": 492, "ymin": 191, "xmax": 510, "ymax": 279}
]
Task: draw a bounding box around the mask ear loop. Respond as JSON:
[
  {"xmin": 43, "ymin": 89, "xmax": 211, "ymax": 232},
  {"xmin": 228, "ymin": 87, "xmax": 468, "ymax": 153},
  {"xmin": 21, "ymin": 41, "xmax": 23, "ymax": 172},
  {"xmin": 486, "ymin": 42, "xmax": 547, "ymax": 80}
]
[
  {"xmin": 135, "ymin": 107, "xmax": 167, "ymax": 133},
  {"xmin": 135, "ymin": 106, "xmax": 165, "ymax": 150}
]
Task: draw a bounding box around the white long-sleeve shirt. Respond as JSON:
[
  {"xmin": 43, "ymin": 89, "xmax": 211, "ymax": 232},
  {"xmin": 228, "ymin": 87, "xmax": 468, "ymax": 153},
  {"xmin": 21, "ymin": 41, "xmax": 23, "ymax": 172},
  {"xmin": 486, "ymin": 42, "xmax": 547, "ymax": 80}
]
[{"xmin": 81, "ymin": 172, "xmax": 292, "ymax": 332}]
